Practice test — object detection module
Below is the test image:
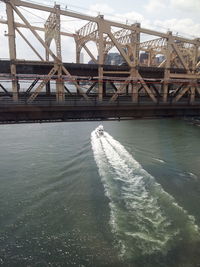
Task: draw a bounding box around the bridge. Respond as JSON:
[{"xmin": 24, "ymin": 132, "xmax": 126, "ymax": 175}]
[{"xmin": 0, "ymin": 0, "xmax": 200, "ymax": 122}]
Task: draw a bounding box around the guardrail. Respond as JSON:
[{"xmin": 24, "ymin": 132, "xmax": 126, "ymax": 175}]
[{"xmin": 0, "ymin": 96, "xmax": 199, "ymax": 107}]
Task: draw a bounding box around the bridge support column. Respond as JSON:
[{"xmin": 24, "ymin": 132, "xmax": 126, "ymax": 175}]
[
  {"xmin": 6, "ymin": 2, "xmax": 18, "ymax": 102},
  {"xmin": 163, "ymin": 75, "xmax": 169, "ymax": 103},
  {"xmin": 130, "ymin": 68, "xmax": 139, "ymax": 103},
  {"xmin": 190, "ymin": 86, "xmax": 195, "ymax": 104},
  {"xmin": 98, "ymin": 66, "xmax": 103, "ymax": 101},
  {"xmin": 98, "ymin": 17, "xmax": 104, "ymax": 102},
  {"xmin": 56, "ymin": 65, "xmax": 65, "ymax": 103},
  {"xmin": 130, "ymin": 24, "xmax": 140, "ymax": 103},
  {"xmin": 131, "ymin": 82, "xmax": 139, "ymax": 103},
  {"xmin": 75, "ymin": 41, "xmax": 81, "ymax": 63},
  {"xmin": 163, "ymin": 32, "xmax": 172, "ymax": 103},
  {"xmin": 46, "ymin": 81, "xmax": 51, "ymax": 96}
]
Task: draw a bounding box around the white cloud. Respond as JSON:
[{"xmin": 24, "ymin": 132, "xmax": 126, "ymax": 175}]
[
  {"xmin": 115, "ymin": 11, "xmax": 145, "ymax": 24},
  {"xmin": 145, "ymin": 0, "xmax": 167, "ymax": 12},
  {"xmin": 170, "ymin": 0, "xmax": 200, "ymax": 12},
  {"xmin": 154, "ymin": 18, "xmax": 200, "ymax": 38},
  {"xmin": 88, "ymin": 3, "xmax": 114, "ymax": 16},
  {"xmin": 0, "ymin": 25, "xmax": 9, "ymax": 59}
]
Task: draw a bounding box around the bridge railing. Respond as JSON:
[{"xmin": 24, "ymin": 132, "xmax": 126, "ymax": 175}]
[{"xmin": 0, "ymin": 95, "xmax": 199, "ymax": 107}]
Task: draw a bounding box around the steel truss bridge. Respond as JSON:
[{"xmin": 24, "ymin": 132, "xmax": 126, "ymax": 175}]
[{"xmin": 0, "ymin": 0, "xmax": 200, "ymax": 122}]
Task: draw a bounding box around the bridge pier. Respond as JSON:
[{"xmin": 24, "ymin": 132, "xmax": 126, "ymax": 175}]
[
  {"xmin": 98, "ymin": 66, "xmax": 103, "ymax": 101},
  {"xmin": 131, "ymin": 82, "xmax": 139, "ymax": 103},
  {"xmin": 6, "ymin": 2, "xmax": 18, "ymax": 102},
  {"xmin": 190, "ymin": 86, "xmax": 195, "ymax": 104},
  {"xmin": 56, "ymin": 65, "xmax": 65, "ymax": 103},
  {"xmin": 46, "ymin": 81, "xmax": 51, "ymax": 96}
]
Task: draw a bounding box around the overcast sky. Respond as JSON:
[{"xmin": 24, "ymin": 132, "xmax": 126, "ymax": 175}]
[{"xmin": 0, "ymin": 0, "xmax": 199, "ymax": 62}]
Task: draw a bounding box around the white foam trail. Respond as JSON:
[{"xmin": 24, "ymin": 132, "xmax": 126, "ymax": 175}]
[
  {"xmin": 188, "ymin": 172, "xmax": 198, "ymax": 180},
  {"xmin": 152, "ymin": 157, "xmax": 165, "ymax": 163},
  {"xmin": 91, "ymin": 128, "xmax": 199, "ymax": 259}
]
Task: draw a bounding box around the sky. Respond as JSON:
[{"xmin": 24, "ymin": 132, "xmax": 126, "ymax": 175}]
[{"xmin": 0, "ymin": 0, "xmax": 199, "ymax": 62}]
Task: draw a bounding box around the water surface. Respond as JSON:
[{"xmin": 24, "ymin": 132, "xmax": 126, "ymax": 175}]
[{"xmin": 0, "ymin": 119, "xmax": 200, "ymax": 266}]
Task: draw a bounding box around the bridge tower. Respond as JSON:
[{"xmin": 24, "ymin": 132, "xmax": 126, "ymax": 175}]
[
  {"xmin": 5, "ymin": 1, "xmax": 18, "ymax": 101},
  {"xmin": 44, "ymin": 4, "xmax": 64, "ymax": 102}
]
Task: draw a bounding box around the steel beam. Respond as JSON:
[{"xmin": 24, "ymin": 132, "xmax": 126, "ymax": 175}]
[
  {"xmin": 110, "ymin": 76, "xmax": 131, "ymax": 101},
  {"xmin": 0, "ymin": 19, "xmax": 74, "ymax": 37},
  {"xmin": 174, "ymin": 86, "xmax": 190, "ymax": 102},
  {"xmin": 64, "ymin": 85, "xmax": 72, "ymax": 95},
  {"xmin": 24, "ymin": 78, "xmax": 39, "ymax": 95},
  {"xmin": 1, "ymin": 0, "xmax": 198, "ymax": 46},
  {"xmin": 86, "ymin": 82, "xmax": 97, "ymax": 95},
  {"xmin": 0, "ymin": 84, "xmax": 11, "ymax": 96},
  {"xmin": 16, "ymin": 28, "xmax": 44, "ymax": 61},
  {"xmin": 163, "ymin": 32, "xmax": 172, "ymax": 103},
  {"xmin": 97, "ymin": 18, "xmax": 104, "ymax": 101},
  {"xmin": 83, "ymin": 44, "xmax": 98, "ymax": 64},
  {"xmin": 5, "ymin": 2, "xmax": 18, "ymax": 101},
  {"xmin": 62, "ymin": 65, "xmax": 89, "ymax": 100},
  {"xmin": 171, "ymin": 41, "xmax": 189, "ymax": 71},
  {"xmin": 0, "ymin": 0, "xmax": 199, "ymax": 105},
  {"xmin": 27, "ymin": 66, "xmax": 58, "ymax": 102},
  {"xmin": 131, "ymin": 83, "xmax": 139, "ymax": 103},
  {"xmin": 190, "ymin": 86, "xmax": 195, "ymax": 104},
  {"xmin": 137, "ymin": 73, "xmax": 157, "ymax": 103},
  {"xmin": 11, "ymin": 4, "xmax": 59, "ymax": 62}
]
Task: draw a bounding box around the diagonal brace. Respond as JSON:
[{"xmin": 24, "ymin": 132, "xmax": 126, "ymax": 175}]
[
  {"xmin": 11, "ymin": 3, "xmax": 59, "ymax": 62},
  {"xmin": 171, "ymin": 42, "xmax": 189, "ymax": 71},
  {"xmin": 174, "ymin": 86, "xmax": 190, "ymax": 102},
  {"xmin": 62, "ymin": 65, "xmax": 89, "ymax": 100},
  {"xmin": 83, "ymin": 44, "xmax": 98, "ymax": 64},
  {"xmin": 86, "ymin": 82, "xmax": 97, "ymax": 94},
  {"xmin": 110, "ymin": 77, "xmax": 131, "ymax": 102},
  {"xmin": 0, "ymin": 84, "xmax": 12, "ymax": 96},
  {"xmin": 16, "ymin": 28, "xmax": 44, "ymax": 61},
  {"xmin": 27, "ymin": 67, "xmax": 58, "ymax": 102},
  {"xmin": 137, "ymin": 73, "xmax": 157, "ymax": 102}
]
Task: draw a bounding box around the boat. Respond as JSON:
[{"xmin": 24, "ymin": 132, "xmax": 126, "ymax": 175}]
[{"xmin": 95, "ymin": 125, "xmax": 104, "ymax": 137}]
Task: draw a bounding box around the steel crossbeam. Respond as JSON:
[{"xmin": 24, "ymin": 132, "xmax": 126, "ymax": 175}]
[{"xmin": 0, "ymin": 0, "xmax": 199, "ymax": 104}]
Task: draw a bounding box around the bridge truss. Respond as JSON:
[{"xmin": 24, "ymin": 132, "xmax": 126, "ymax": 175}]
[{"xmin": 0, "ymin": 0, "xmax": 200, "ymax": 106}]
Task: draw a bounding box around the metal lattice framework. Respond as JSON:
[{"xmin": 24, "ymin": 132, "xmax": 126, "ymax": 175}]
[
  {"xmin": 76, "ymin": 23, "xmax": 139, "ymax": 65},
  {"xmin": 0, "ymin": 0, "xmax": 200, "ymax": 104},
  {"xmin": 45, "ymin": 5, "xmax": 61, "ymax": 61},
  {"xmin": 139, "ymin": 37, "xmax": 199, "ymax": 69}
]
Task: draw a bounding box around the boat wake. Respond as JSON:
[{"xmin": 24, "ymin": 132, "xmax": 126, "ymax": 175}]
[{"xmin": 91, "ymin": 127, "xmax": 199, "ymax": 259}]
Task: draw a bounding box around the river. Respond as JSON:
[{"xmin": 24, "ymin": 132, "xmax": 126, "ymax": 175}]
[{"xmin": 0, "ymin": 119, "xmax": 200, "ymax": 267}]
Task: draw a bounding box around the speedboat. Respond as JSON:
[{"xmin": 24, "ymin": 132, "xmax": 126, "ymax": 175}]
[{"xmin": 95, "ymin": 125, "xmax": 104, "ymax": 137}]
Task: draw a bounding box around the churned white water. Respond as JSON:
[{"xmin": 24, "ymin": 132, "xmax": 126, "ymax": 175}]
[{"xmin": 91, "ymin": 127, "xmax": 199, "ymax": 259}]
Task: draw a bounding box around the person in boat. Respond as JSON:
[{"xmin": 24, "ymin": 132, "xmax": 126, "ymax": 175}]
[{"xmin": 96, "ymin": 125, "xmax": 104, "ymax": 136}]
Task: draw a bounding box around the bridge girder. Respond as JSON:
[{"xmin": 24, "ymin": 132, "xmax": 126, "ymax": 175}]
[
  {"xmin": 140, "ymin": 37, "xmax": 200, "ymax": 69},
  {"xmin": 0, "ymin": 0, "xmax": 200, "ymax": 104}
]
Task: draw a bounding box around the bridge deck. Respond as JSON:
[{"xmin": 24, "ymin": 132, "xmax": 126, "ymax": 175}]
[
  {"xmin": 0, "ymin": 60, "xmax": 186, "ymax": 78},
  {"xmin": 0, "ymin": 60, "xmax": 199, "ymax": 123},
  {"xmin": 0, "ymin": 96, "xmax": 200, "ymax": 123}
]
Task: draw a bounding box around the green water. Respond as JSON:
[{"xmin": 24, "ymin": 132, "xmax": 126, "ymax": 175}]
[{"xmin": 0, "ymin": 119, "xmax": 200, "ymax": 267}]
